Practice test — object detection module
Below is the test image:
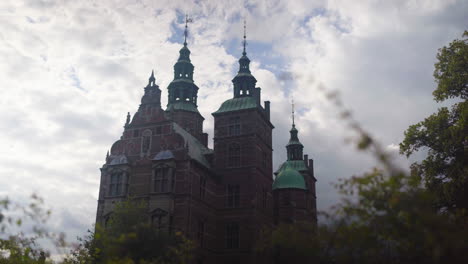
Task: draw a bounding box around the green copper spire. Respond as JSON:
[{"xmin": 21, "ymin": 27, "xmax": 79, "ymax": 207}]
[
  {"xmin": 167, "ymin": 15, "xmax": 199, "ymax": 113},
  {"xmin": 232, "ymin": 20, "xmax": 257, "ymax": 98},
  {"xmin": 286, "ymin": 100, "xmax": 304, "ymax": 160}
]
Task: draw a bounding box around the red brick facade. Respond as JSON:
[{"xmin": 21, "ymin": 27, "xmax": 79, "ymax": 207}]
[{"xmin": 96, "ymin": 43, "xmax": 317, "ymax": 264}]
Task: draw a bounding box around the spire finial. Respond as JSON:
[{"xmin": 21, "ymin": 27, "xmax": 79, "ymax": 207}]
[
  {"xmin": 292, "ymin": 98, "xmax": 295, "ymax": 127},
  {"xmin": 149, "ymin": 70, "xmax": 155, "ymax": 86},
  {"xmin": 242, "ymin": 19, "xmax": 247, "ymax": 56},
  {"xmin": 125, "ymin": 112, "xmax": 131, "ymax": 127},
  {"xmin": 184, "ymin": 14, "xmax": 193, "ymax": 46}
]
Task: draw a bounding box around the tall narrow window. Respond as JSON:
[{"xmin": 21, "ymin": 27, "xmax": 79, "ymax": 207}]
[
  {"xmin": 141, "ymin": 130, "xmax": 152, "ymax": 155},
  {"xmin": 227, "ymin": 185, "xmax": 240, "ymax": 208},
  {"xmin": 226, "ymin": 222, "xmax": 239, "ymax": 249},
  {"xmin": 228, "ymin": 143, "xmax": 240, "ymax": 167},
  {"xmin": 153, "ymin": 167, "xmax": 173, "ymax": 193},
  {"xmin": 197, "ymin": 220, "xmax": 205, "ymax": 247},
  {"xmin": 109, "ymin": 172, "xmax": 127, "ymax": 196},
  {"xmin": 199, "ymin": 176, "xmax": 206, "ymax": 199},
  {"xmin": 169, "ymin": 215, "xmax": 173, "ymax": 234},
  {"xmin": 228, "ymin": 117, "xmax": 240, "ymax": 136}
]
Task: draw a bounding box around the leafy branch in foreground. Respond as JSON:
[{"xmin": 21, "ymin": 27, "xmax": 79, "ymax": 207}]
[
  {"xmin": 0, "ymin": 194, "xmax": 65, "ymax": 264},
  {"xmin": 315, "ymin": 30, "xmax": 468, "ymax": 264}
]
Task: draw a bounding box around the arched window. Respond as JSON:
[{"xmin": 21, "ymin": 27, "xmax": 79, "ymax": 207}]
[
  {"xmin": 141, "ymin": 129, "xmax": 152, "ymax": 155},
  {"xmin": 228, "ymin": 143, "xmax": 240, "ymax": 167}
]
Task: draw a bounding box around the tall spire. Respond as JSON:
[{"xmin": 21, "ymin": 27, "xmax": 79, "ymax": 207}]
[
  {"xmin": 166, "ymin": 14, "xmax": 199, "ymax": 111},
  {"xmin": 149, "ymin": 70, "xmax": 155, "ymax": 86},
  {"xmin": 232, "ymin": 19, "xmax": 257, "ymax": 98},
  {"xmin": 242, "ymin": 19, "xmax": 247, "ymax": 56},
  {"xmin": 286, "ymin": 101, "xmax": 303, "ymax": 160},
  {"xmin": 292, "ymin": 98, "xmax": 295, "ymax": 127},
  {"xmin": 184, "ymin": 14, "xmax": 190, "ymax": 46}
]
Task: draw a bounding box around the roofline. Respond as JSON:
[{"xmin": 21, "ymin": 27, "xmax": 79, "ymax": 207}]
[{"xmin": 212, "ymin": 105, "xmax": 274, "ymax": 129}]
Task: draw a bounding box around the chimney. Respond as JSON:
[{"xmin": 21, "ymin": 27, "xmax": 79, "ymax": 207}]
[
  {"xmin": 304, "ymin": 154, "xmax": 308, "ymax": 166},
  {"xmin": 309, "ymin": 159, "xmax": 314, "ymax": 178},
  {"xmin": 264, "ymin": 101, "xmax": 270, "ymax": 120}
]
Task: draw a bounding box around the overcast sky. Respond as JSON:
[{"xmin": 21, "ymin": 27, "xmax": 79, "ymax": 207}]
[{"xmin": 0, "ymin": 0, "xmax": 467, "ymax": 247}]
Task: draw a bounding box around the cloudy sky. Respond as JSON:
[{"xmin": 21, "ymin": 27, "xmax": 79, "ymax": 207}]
[{"xmin": 0, "ymin": 0, "xmax": 466, "ymax": 247}]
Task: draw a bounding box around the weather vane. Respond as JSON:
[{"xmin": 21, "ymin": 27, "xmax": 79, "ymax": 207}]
[{"xmin": 184, "ymin": 14, "xmax": 193, "ymax": 45}]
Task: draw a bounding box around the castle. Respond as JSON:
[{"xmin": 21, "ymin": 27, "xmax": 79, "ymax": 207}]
[{"xmin": 95, "ymin": 21, "xmax": 317, "ymax": 264}]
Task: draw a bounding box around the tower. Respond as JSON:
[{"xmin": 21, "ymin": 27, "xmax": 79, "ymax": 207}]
[
  {"xmin": 272, "ymin": 103, "xmax": 317, "ymax": 225},
  {"xmin": 166, "ymin": 16, "xmax": 208, "ymax": 146},
  {"xmin": 211, "ymin": 21, "xmax": 274, "ymax": 264}
]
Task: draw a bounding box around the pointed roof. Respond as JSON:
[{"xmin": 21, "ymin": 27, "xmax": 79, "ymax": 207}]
[
  {"xmin": 149, "ymin": 70, "xmax": 155, "ymax": 84},
  {"xmin": 234, "ymin": 20, "xmax": 255, "ymax": 78},
  {"xmin": 166, "ymin": 15, "xmax": 200, "ymax": 112}
]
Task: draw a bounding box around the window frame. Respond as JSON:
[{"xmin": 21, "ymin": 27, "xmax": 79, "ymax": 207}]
[
  {"xmin": 226, "ymin": 222, "xmax": 239, "ymax": 249},
  {"xmin": 228, "ymin": 143, "xmax": 241, "ymax": 168},
  {"xmin": 152, "ymin": 164, "xmax": 175, "ymax": 193},
  {"xmin": 108, "ymin": 170, "xmax": 128, "ymax": 197},
  {"xmin": 228, "ymin": 116, "xmax": 241, "ymax": 136},
  {"xmin": 226, "ymin": 184, "xmax": 240, "ymax": 208}
]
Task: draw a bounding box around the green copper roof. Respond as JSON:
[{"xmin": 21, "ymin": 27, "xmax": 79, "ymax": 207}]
[
  {"xmin": 275, "ymin": 160, "xmax": 308, "ymax": 174},
  {"xmin": 213, "ymin": 96, "xmax": 257, "ymax": 114},
  {"xmin": 272, "ymin": 168, "xmax": 306, "ymax": 190},
  {"xmin": 166, "ymin": 102, "xmax": 199, "ymax": 113}
]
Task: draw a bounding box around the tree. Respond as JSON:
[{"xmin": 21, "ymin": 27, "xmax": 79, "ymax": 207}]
[
  {"xmin": 64, "ymin": 199, "xmax": 194, "ymax": 264},
  {"xmin": 400, "ymin": 31, "xmax": 468, "ymax": 211},
  {"xmin": 256, "ymin": 222, "xmax": 318, "ymax": 264}
]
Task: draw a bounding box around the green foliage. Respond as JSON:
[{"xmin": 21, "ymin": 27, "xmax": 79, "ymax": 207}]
[
  {"xmin": 256, "ymin": 222, "xmax": 318, "ymax": 263},
  {"xmin": 324, "ymin": 168, "xmax": 468, "ymax": 263},
  {"xmin": 64, "ymin": 199, "xmax": 194, "ymax": 264},
  {"xmin": 433, "ymin": 31, "xmax": 468, "ymax": 101},
  {"xmin": 400, "ymin": 31, "xmax": 468, "ymax": 211}
]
